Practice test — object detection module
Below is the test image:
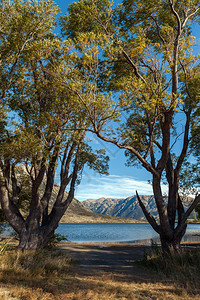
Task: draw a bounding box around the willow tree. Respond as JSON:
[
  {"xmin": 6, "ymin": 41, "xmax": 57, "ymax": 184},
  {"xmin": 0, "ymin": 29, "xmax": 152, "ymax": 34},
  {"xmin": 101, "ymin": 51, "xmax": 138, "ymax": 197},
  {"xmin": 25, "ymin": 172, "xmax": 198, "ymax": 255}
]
[
  {"xmin": 62, "ymin": 0, "xmax": 200, "ymax": 252},
  {"xmin": 0, "ymin": 1, "xmax": 109, "ymax": 250}
]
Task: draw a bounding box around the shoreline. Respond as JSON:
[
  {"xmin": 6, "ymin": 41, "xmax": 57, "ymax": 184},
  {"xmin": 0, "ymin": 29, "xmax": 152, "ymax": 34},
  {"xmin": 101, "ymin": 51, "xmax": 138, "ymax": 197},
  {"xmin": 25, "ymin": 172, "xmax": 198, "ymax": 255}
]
[
  {"xmin": 59, "ymin": 232, "xmax": 200, "ymax": 247},
  {"xmin": 1, "ymin": 227, "xmax": 200, "ymax": 247},
  {"xmin": 1, "ymin": 223, "xmax": 200, "ymax": 247}
]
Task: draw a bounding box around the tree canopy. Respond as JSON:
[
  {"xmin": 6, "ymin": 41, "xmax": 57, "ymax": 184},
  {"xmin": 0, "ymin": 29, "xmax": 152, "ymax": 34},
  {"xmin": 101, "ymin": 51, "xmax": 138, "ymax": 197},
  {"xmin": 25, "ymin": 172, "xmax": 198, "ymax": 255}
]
[
  {"xmin": 0, "ymin": 0, "xmax": 109, "ymax": 250},
  {"xmin": 0, "ymin": 0, "xmax": 199, "ymax": 252},
  {"xmin": 61, "ymin": 0, "xmax": 200, "ymax": 252}
]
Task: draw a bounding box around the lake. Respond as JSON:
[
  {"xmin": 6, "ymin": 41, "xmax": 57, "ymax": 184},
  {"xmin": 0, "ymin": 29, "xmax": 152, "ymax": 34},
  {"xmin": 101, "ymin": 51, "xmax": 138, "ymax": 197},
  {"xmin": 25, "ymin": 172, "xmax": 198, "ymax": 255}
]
[
  {"xmin": 55, "ymin": 223, "xmax": 200, "ymax": 244},
  {"xmin": 2, "ymin": 222, "xmax": 200, "ymax": 244}
]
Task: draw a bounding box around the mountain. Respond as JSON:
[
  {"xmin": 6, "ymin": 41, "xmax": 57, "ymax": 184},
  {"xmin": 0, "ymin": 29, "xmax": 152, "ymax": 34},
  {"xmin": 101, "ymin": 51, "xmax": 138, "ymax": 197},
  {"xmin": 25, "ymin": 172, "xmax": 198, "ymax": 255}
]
[
  {"xmin": 11, "ymin": 166, "xmax": 195, "ymax": 223},
  {"xmin": 83, "ymin": 195, "xmax": 195, "ymax": 220},
  {"xmin": 3, "ymin": 165, "xmax": 142, "ymax": 223},
  {"xmin": 49, "ymin": 183, "xmax": 141, "ymax": 223},
  {"xmin": 60, "ymin": 198, "xmax": 141, "ymax": 223}
]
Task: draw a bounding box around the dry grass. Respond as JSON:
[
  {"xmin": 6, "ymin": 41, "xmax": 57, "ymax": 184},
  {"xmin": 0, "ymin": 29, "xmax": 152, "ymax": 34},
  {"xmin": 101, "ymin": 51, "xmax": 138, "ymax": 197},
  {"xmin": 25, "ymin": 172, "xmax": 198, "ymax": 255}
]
[
  {"xmin": 3, "ymin": 272, "xmax": 198, "ymax": 300},
  {"xmin": 0, "ymin": 248, "xmax": 75, "ymax": 299},
  {"xmin": 0, "ymin": 244, "xmax": 199, "ymax": 299},
  {"xmin": 142, "ymin": 246, "xmax": 200, "ymax": 294}
]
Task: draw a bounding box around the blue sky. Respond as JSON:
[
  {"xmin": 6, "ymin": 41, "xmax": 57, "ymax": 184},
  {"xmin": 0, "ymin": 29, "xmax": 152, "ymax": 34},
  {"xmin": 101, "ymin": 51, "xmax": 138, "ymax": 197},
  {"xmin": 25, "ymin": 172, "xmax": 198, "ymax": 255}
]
[{"xmin": 54, "ymin": 0, "xmax": 200, "ymax": 201}]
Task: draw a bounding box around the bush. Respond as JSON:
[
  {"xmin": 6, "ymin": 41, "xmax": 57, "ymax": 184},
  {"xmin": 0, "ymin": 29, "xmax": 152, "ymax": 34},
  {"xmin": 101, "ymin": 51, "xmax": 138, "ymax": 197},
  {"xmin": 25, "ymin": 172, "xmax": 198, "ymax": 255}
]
[{"xmin": 45, "ymin": 233, "xmax": 68, "ymax": 249}]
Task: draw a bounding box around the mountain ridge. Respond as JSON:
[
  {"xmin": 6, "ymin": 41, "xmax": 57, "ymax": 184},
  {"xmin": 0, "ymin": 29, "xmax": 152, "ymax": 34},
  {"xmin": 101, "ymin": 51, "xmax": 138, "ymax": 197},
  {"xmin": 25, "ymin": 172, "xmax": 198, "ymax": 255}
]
[
  {"xmin": 83, "ymin": 195, "xmax": 194, "ymax": 220},
  {"xmin": 49, "ymin": 183, "xmax": 143, "ymax": 223}
]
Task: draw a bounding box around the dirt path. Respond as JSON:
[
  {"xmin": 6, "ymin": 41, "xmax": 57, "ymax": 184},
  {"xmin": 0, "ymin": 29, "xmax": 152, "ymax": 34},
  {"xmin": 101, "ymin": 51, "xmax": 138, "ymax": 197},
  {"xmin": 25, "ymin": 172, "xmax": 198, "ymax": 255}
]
[{"xmin": 59, "ymin": 243, "xmax": 152, "ymax": 280}]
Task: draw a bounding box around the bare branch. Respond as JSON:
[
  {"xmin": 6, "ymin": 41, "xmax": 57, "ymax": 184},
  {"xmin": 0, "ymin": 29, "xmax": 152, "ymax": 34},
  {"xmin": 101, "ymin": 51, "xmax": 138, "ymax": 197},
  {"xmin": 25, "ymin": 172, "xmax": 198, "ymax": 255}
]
[
  {"xmin": 174, "ymin": 194, "xmax": 200, "ymax": 238},
  {"xmin": 121, "ymin": 49, "xmax": 147, "ymax": 85},
  {"xmin": 136, "ymin": 191, "xmax": 160, "ymax": 234},
  {"xmin": 182, "ymin": 7, "xmax": 200, "ymax": 28},
  {"xmin": 175, "ymin": 109, "xmax": 191, "ymax": 174},
  {"xmin": 179, "ymin": 60, "xmax": 192, "ymax": 99},
  {"xmin": 150, "ymin": 16, "xmax": 166, "ymax": 44},
  {"xmin": 94, "ymin": 130, "xmax": 159, "ymax": 177}
]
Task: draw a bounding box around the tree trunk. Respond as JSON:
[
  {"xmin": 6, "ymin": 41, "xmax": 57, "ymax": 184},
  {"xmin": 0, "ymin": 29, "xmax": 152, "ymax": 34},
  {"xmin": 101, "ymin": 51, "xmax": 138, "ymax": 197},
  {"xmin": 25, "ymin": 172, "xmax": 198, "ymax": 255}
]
[
  {"xmin": 17, "ymin": 193, "xmax": 75, "ymax": 250},
  {"xmin": 160, "ymin": 224, "xmax": 186, "ymax": 254},
  {"xmin": 137, "ymin": 175, "xmax": 188, "ymax": 254},
  {"xmin": 18, "ymin": 226, "xmax": 54, "ymax": 250},
  {"xmin": 152, "ymin": 175, "xmax": 173, "ymax": 240}
]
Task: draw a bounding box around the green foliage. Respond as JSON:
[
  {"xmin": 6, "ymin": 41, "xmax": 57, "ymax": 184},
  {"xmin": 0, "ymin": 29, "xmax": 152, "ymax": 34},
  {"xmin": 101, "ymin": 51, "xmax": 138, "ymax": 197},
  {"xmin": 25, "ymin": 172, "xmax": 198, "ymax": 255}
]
[
  {"xmin": 0, "ymin": 0, "xmax": 59, "ymax": 100},
  {"xmin": 60, "ymin": 0, "xmax": 200, "ymax": 253},
  {"xmin": 0, "ymin": 0, "xmax": 112, "ymax": 250},
  {"xmin": 61, "ymin": 0, "xmax": 113, "ymax": 39},
  {"xmin": 62, "ymin": 0, "xmax": 200, "ymax": 187},
  {"xmin": 0, "ymin": 0, "xmax": 199, "ymax": 250},
  {"xmin": 45, "ymin": 233, "xmax": 68, "ymax": 249},
  {"xmin": 79, "ymin": 146, "xmax": 109, "ymax": 175},
  {"xmin": 179, "ymin": 161, "xmax": 200, "ymax": 197}
]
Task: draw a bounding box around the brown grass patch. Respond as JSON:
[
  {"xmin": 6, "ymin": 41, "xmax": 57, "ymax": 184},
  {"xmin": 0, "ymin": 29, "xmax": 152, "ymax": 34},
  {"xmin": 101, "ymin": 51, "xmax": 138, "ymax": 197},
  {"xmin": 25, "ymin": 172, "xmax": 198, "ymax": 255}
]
[
  {"xmin": 142, "ymin": 245, "xmax": 200, "ymax": 294},
  {"xmin": 0, "ymin": 244, "xmax": 199, "ymax": 299}
]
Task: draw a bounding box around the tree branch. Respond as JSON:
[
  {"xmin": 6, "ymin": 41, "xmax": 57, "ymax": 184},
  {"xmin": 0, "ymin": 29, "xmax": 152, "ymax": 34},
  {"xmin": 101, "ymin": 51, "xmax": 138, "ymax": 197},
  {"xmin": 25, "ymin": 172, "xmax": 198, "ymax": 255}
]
[
  {"xmin": 94, "ymin": 130, "xmax": 159, "ymax": 177},
  {"xmin": 174, "ymin": 194, "xmax": 200, "ymax": 238},
  {"xmin": 175, "ymin": 109, "xmax": 191, "ymax": 174},
  {"xmin": 150, "ymin": 16, "xmax": 166, "ymax": 44},
  {"xmin": 136, "ymin": 191, "xmax": 160, "ymax": 234}
]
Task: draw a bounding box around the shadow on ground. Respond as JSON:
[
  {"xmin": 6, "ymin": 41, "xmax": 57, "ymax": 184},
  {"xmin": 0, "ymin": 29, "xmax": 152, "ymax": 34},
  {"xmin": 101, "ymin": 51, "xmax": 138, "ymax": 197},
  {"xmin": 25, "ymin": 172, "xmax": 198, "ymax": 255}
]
[{"xmin": 59, "ymin": 243, "xmax": 152, "ymax": 280}]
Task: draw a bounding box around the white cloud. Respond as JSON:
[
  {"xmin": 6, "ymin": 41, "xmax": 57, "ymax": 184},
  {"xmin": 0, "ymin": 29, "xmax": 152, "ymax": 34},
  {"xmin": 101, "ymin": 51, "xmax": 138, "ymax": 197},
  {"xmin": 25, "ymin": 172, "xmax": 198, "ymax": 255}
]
[{"xmin": 74, "ymin": 174, "xmax": 168, "ymax": 201}]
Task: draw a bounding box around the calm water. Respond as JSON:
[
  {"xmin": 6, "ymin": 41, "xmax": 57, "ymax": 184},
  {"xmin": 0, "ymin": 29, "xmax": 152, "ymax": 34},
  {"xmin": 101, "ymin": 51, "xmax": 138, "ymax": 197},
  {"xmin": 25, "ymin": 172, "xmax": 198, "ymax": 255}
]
[
  {"xmin": 2, "ymin": 222, "xmax": 200, "ymax": 244},
  {"xmin": 55, "ymin": 223, "xmax": 200, "ymax": 243}
]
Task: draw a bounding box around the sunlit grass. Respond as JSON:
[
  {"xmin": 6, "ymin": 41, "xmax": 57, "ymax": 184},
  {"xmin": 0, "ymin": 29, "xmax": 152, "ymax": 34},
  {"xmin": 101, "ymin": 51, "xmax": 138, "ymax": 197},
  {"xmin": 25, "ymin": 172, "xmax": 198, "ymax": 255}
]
[
  {"xmin": 0, "ymin": 248, "xmax": 75, "ymax": 299},
  {"xmin": 142, "ymin": 245, "xmax": 200, "ymax": 294}
]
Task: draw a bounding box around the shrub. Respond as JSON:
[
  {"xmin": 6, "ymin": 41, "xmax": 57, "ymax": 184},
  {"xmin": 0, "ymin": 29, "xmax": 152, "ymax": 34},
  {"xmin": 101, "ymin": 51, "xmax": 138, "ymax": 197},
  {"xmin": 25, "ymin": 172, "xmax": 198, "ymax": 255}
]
[{"xmin": 45, "ymin": 233, "xmax": 68, "ymax": 249}]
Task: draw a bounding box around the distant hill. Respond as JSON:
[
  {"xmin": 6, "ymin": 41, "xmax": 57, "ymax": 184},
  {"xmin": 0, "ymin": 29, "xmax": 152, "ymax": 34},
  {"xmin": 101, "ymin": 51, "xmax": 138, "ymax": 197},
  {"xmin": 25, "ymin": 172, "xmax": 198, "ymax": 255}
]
[
  {"xmin": 83, "ymin": 195, "xmax": 195, "ymax": 220},
  {"xmin": 1, "ymin": 165, "xmax": 143, "ymax": 223},
  {"xmin": 48, "ymin": 183, "xmax": 142, "ymax": 223},
  {"xmin": 10, "ymin": 166, "xmax": 195, "ymax": 223}
]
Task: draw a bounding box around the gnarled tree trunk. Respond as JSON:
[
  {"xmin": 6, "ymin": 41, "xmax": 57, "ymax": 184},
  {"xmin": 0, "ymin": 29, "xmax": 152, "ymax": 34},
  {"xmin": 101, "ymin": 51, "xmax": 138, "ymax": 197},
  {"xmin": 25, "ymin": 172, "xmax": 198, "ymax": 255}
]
[
  {"xmin": 18, "ymin": 227, "xmax": 52, "ymax": 250},
  {"xmin": 0, "ymin": 140, "xmax": 82, "ymax": 250},
  {"xmin": 136, "ymin": 187, "xmax": 200, "ymax": 254}
]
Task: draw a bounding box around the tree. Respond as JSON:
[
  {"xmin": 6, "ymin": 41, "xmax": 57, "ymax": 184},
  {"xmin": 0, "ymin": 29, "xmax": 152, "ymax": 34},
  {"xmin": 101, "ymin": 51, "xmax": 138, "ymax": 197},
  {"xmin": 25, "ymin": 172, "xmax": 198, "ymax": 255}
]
[
  {"xmin": 62, "ymin": 0, "xmax": 200, "ymax": 253},
  {"xmin": 0, "ymin": 0, "xmax": 58, "ymax": 102},
  {"xmin": 0, "ymin": 0, "xmax": 59, "ymax": 163},
  {"xmin": 0, "ymin": 0, "xmax": 109, "ymax": 250}
]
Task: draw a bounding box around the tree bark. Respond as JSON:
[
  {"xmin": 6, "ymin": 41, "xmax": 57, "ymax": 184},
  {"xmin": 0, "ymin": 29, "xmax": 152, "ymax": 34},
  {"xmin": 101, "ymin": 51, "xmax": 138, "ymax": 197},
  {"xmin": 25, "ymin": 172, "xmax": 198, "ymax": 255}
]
[
  {"xmin": 18, "ymin": 225, "xmax": 54, "ymax": 250},
  {"xmin": 0, "ymin": 179, "xmax": 24, "ymax": 234},
  {"xmin": 160, "ymin": 227, "xmax": 186, "ymax": 254}
]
